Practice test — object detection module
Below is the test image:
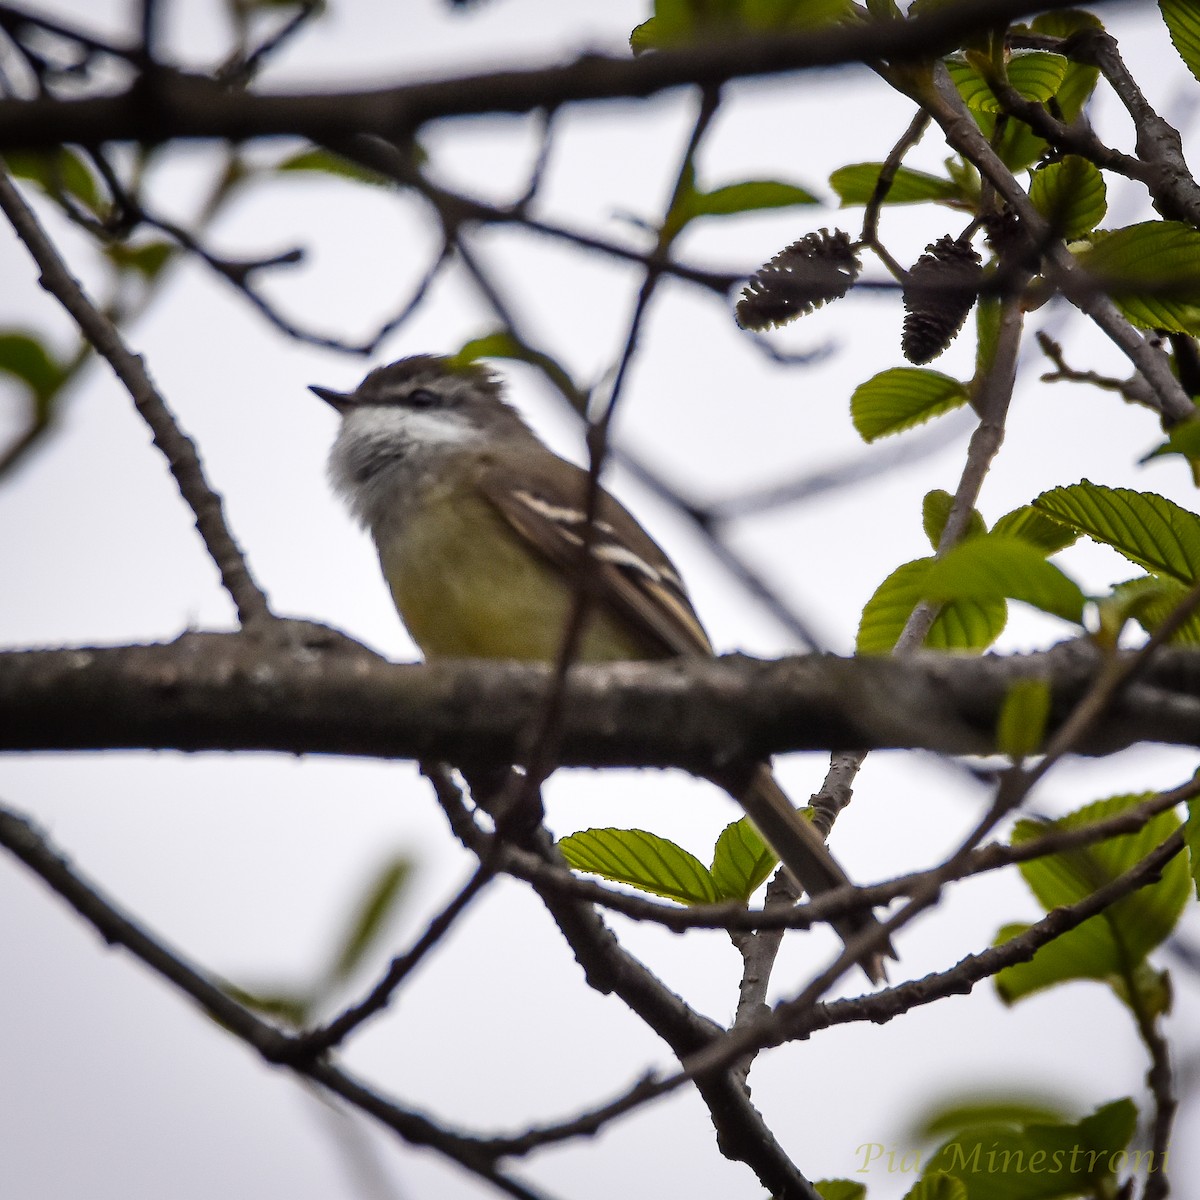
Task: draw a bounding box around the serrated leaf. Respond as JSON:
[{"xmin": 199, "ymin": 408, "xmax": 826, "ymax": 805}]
[
  {"xmin": 857, "ymin": 557, "xmax": 1007, "ymax": 654},
  {"xmin": 922, "ymin": 535, "xmax": 1087, "ymax": 625},
  {"xmin": 0, "ymin": 332, "xmax": 67, "ymax": 403},
  {"xmin": 902, "ymin": 1175, "xmax": 966, "ymax": 1200},
  {"xmin": 923, "ymin": 1100, "xmax": 1135, "ymax": 1200},
  {"xmin": 559, "ymin": 828, "xmax": 720, "ymax": 905},
  {"xmin": 277, "ymin": 147, "xmax": 392, "ymax": 186},
  {"xmin": 922, "ymin": 488, "xmax": 986, "ymax": 550},
  {"xmin": 991, "ymin": 506, "xmax": 1080, "ymax": 554},
  {"xmin": 979, "ymin": 111, "xmax": 1048, "ymax": 173},
  {"xmin": 1109, "ymin": 575, "xmax": 1200, "ymax": 646},
  {"xmin": 925, "ymin": 595, "xmax": 1008, "ymax": 650},
  {"xmin": 329, "ymin": 855, "xmax": 414, "ymax": 982},
  {"xmin": 1076, "ymin": 221, "xmax": 1200, "ymax": 333},
  {"xmin": 946, "ymin": 52, "xmax": 1068, "ymax": 115},
  {"xmin": 1027, "ymin": 11, "xmax": 1102, "ymax": 120},
  {"xmin": 996, "ymin": 678, "xmax": 1052, "ymax": 760},
  {"xmin": 710, "ymin": 818, "xmax": 776, "ymax": 902},
  {"xmin": 1029, "ymin": 156, "xmax": 1107, "ymax": 239},
  {"xmin": 850, "ymin": 367, "xmax": 969, "ymax": 442},
  {"xmin": 995, "ymin": 794, "xmax": 1188, "ymax": 1003},
  {"xmin": 829, "ymin": 163, "xmax": 966, "ymax": 207},
  {"xmin": 6, "ymin": 148, "xmax": 103, "ymax": 213},
  {"xmin": 1162, "ymin": 0, "xmax": 1200, "ymax": 84},
  {"xmin": 1033, "ymin": 480, "xmax": 1200, "ymax": 583}
]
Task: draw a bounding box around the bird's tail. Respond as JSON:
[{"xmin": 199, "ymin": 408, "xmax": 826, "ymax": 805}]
[{"xmin": 736, "ymin": 765, "xmax": 893, "ymax": 985}]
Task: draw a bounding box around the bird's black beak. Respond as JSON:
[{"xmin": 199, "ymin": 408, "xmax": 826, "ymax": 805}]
[{"xmin": 309, "ymin": 384, "xmax": 355, "ymax": 414}]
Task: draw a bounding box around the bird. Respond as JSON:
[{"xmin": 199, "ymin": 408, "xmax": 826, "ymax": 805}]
[{"xmin": 312, "ymin": 354, "xmax": 891, "ymax": 982}]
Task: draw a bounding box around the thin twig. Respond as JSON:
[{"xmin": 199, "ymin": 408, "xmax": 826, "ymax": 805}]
[
  {"xmin": 426, "ymin": 766, "xmax": 824, "ymax": 1200},
  {"xmin": 0, "ymin": 803, "xmax": 553, "ymax": 1200},
  {"xmin": 297, "ymin": 862, "xmax": 495, "ymax": 1056},
  {"xmin": 860, "ymin": 108, "xmax": 930, "ymax": 278},
  {"xmin": 0, "ymin": 164, "xmax": 274, "ymax": 626},
  {"xmin": 681, "ymin": 827, "xmax": 1186, "ymax": 1085}
]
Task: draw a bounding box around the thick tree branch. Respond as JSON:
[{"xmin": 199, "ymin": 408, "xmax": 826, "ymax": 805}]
[
  {"xmin": 0, "ymin": 0, "xmax": 1102, "ymax": 150},
  {"xmin": 5, "ymin": 632, "xmax": 1200, "ymax": 762}
]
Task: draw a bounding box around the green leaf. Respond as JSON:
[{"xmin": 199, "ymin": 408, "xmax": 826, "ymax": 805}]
[
  {"xmin": 995, "ymin": 794, "xmax": 1188, "ymax": 1003},
  {"xmin": 1109, "ymin": 575, "xmax": 1200, "ymax": 645},
  {"xmin": 558, "ymin": 828, "xmax": 720, "ymax": 905},
  {"xmin": 105, "ymin": 240, "xmax": 175, "ymax": 281},
  {"xmin": 911, "ymin": 1095, "xmax": 1072, "ymax": 1143},
  {"xmin": 6, "ymin": 148, "xmax": 103, "ymax": 213},
  {"xmin": 328, "ymin": 855, "xmax": 414, "ymax": 983},
  {"xmin": 1187, "ymin": 795, "xmax": 1200, "ymax": 898},
  {"xmin": 687, "ymin": 179, "xmax": 819, "ymax": 217},
  {"xmin": 922, "ymin": 535, "xmax": 1087, "ymax": 625},
  {"xmin": 710, "ymin": 818, "xmax": 776, "ymax": 902},
  {"xmin": 630, "ymin": 0, "xmax": 850, "ymax": 51},
  {"xmin": 739, "ymin": 0, "xmax": 853, "ymax": 27},
  {"xmin": 221, "ymin": 984, "xmax": 311, "ymax": 1028},
  {"xmin": 922, "ymin": 488, "xmax": 986, "ymax": 550},
  {"xmin": 0, "ymin": 332, "xmax": 68, "ymax": 403},
  {"xmin": 857, "ymin": 557, "xmax": 1007, "ymax": 654},
  {"xmin": 990, "ymin": 506, "xmax": 1080, "ymax": 554},
  {"xmin": 815, "ymin": 1183, "xmax": 866, "ymax": 1200},
  {"xmin": 277, "ymin": 147, "xmax": 392, "ymax": 186},
  {"xmin": 1029, "ymin": 156, "xmax": 1107, "ymax": 239},
  {"xmin": 829, "ymin": 163, "xmax": 966, "ymax": 207},
  {"xmin": 995, "ymin": 678, "xmax": 1052, "ymax": 760},
  {"xmin": 850, "ymin": 367, "xmax": 969, "ymax": 442},
  {"xmin": 902, "ymin": 1175, "xmax": 966, "ymax": 1200},
  {"xmin": 1141, "ymin": 416, "xmax": 1200, "ymax": 487},
  {"xmin": 922, "ymin": 1100, "xmax": 1136, "ymax": 1200},
  {"xmin": 667, "ymin": 177, "xmax": 819, "ymax": 239},
  {"xmin": 1162, "ymin": 0, "xmax": 1200, "ymax": 84},
  {"xmin": 1076, "ymin": 221, "xmax": 1200, "ymax": 333},
  {"xmin": 1027, "ymin": 11, "xmax": 1102, "ymax": 120},
  {"xmin": 924, "ymin": 595, "xmax": 1008, "ymax": 651},
  {"xmin": 453, "ymin": 332, "xmax": 581, "ymax": 407},
  {"xmin": 946, "ymin": 52, "xmax": 1068, "ymax": 115},
  {"xmin": 1033, "ymin": 480, "xmax": 1200, "ymax": 583}
]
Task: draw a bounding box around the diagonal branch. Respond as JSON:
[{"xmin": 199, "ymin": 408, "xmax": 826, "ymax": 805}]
[
  {"xmin": 0, "ymin": 164, "xmax": 274, "ymax": 626},
  {"xmin": 0, "ymin": 803, "xmax": 556, "ymax": 1200},
  {"xmin": 0, "ymin": 0, "xmax": 1110, "ymax": 149}
]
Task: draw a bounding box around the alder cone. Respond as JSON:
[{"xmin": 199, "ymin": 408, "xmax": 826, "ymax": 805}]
[
  {"xmin": 902, "ymin": 235, "xmax": 982, "ymax": 364},
  {"xmin": 736, "ymin": 228, "xmax": 861, "ymax": 331}
]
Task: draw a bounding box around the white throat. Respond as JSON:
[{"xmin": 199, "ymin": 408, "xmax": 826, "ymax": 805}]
[{"xmin": 327, "ymin": 404, "xmax": 482, "ymax": 530}]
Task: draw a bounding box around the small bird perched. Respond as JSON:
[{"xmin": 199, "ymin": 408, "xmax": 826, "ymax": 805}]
[{"xmin": 312, "ymin": 354, "xmax": 891, "ymax": 982}]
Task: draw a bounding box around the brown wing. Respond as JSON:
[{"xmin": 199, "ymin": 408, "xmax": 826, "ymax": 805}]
[{"xmin": 475, "ymin": 450, "xmax": 712, "ymax": 659}]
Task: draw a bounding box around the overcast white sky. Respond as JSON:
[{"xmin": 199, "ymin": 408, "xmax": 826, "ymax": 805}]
[{"xmin": 3, "ymin": 2, "xmax": 1200, "ymax": 1198}]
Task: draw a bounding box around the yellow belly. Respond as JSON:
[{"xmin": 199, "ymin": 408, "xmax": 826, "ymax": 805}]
[{"xmin": 379, "ymin": 483, "xmax": 646, "ymax": 663}]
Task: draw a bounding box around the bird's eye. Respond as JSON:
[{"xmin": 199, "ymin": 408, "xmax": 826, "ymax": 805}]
[{"xmin": 408, "ymin": 388, "xmax": 440, "ymax": 409}]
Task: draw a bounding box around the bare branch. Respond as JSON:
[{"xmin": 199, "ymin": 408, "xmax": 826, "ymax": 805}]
[
  {"xmin": 8, "ymin": 633, "xmax": 1200, "ymax": 762},
  {"xmin": 0, "ymin": 0, "xmax": 1111, "ymax": 150},
  {"xmin": 0, "ymin": 164, "xmax": 274, "ymax": 626},
  {"xmin": 0, "ymin": 803, "xmax": 554, "ymax": 1200}
]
